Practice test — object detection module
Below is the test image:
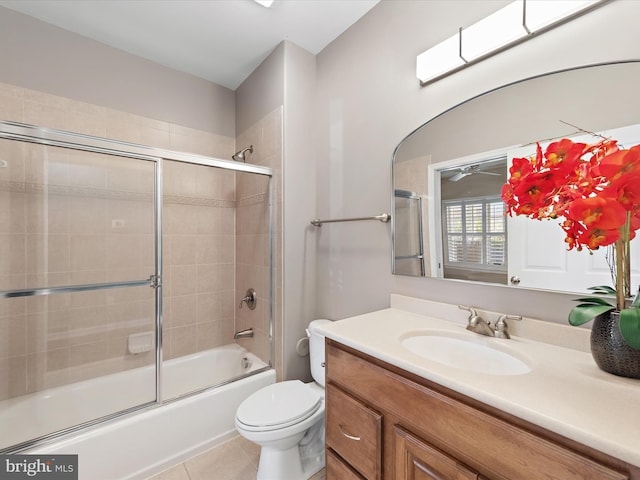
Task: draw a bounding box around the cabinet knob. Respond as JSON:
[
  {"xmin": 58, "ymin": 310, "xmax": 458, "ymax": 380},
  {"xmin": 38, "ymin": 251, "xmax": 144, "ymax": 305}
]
[
  {"xmin": 338, "ymin": 424, "xmax": 361, "ymax": 441},
  {"xmin": 510, "ymin": 276, "xmax": 521, "ymax": 285}
]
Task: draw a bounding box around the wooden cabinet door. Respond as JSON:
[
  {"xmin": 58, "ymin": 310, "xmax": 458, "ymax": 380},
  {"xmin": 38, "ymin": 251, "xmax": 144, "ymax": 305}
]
[{"xmin": 394, "ymin": 426, "xmax": 478, "ymax": 480}]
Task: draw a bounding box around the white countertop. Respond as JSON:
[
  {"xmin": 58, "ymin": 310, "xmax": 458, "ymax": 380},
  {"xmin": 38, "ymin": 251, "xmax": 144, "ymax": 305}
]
[{"xmin": 317, "ymin": 295, "xmax": 640, "ymax": 468}]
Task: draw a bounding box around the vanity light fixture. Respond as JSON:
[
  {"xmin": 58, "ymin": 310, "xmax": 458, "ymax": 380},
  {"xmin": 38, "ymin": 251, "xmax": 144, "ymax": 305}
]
[{"xmin": 417, "ymin": 0, "xmax": 610, "ymax": 86}]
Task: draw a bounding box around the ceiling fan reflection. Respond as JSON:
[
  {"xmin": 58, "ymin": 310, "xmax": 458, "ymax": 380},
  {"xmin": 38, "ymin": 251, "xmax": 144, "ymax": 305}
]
[{"xmin": 449, "ymin": 164, "xmax": 501, "ymax": 182}]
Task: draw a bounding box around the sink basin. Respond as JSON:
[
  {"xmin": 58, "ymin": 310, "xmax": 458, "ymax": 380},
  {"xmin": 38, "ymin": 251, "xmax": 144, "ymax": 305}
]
[{"xmin": 400, "ymin": 332, "xmax": 531, "ymax": 375}]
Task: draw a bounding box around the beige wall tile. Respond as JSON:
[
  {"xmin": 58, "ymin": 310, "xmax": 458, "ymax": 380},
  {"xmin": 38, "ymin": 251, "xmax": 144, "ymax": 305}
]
[
  {"xmin": 0, "ymin": 296, "xmax": 26, "ymax": 319},
  {"xmin": 196, "ymin": 264, "xmax": 220, "ymax": 293},
  {"xmin": 196, "ymin": 205, "xmax": 221, "ymax": 234},
  {"xmin": 171, "ymin": 235, "xmax": 197, "ymax": 266},
  {"xmin": 0, "ymin": 356, "xmax": 27, "ymax": 398},
  {"xmin": 107, "ymin": 199, "xmax": 153, "ymax": 235},
  {"xmin": 196, "ymin": 320, "xmax": 221, "ymax": 351},
  {"xmin": 196, "ymin": 292, "xmax": 220, "ymax": 323},
  {"xmin": 0, "ymin": 139, "xmax": 25, "ymax": 183},
  {"xmin": 68, "ymin": 196, "xmax": 107, "ymax": 234},
  {"xmin": 105, "ymin": 109, "xmax": 142, "ymax": 144},
  {"xmin": 67, "ymin": 150, "xmax": 106, "ymax": 189},
  {"xmin": 171, "ymin": 265, "xmax": 197, "ymax": 296},
  {"xmin": 69, "ymin": 341, "xmax": 109, "ymax": 367},
  {"xmin": 108, "ymin": 235, "xmax": 142, "ymax": 270},
  {"xmin": 67, "ymin": 100, "xmax": 106, "ymax": 137},
  {"xmin": 0, "ymin": 82, "xmax": 24, "ymax": 122},
  {"xmin": 0, "ymin": 191, "xmax": 26, "ymax": 234},
  {"xmin": 196, "ymin": 234, "xmax": 219, "ymax": 265},
  {"xmin": 70, "ymin": 235, "xmax": 107, "ymax": 272},
  {"xmin": 170, "ymin": 294, "xmax": 197, "ymax": 327},
  {"xmin": 106, "ymin": 156, "xmax": 144, "ymax": 193},
  {"xmin": 170, "ymin": 324, "xmax": 197, "ymax": 358},
  {"xmin": 164, "ymin": 204, "xmax": 199, "ymax": 235},
  {"xmin": 0, "ymin": 316, "xmax": 26, "ymax": 358},
  {"xmin": 24, "ymin": 100, "xmax": 68, "ymax": 131},
  {"xmin": 0, "ymin": 233, "xmax": 26, "ymax": 275},
  {"xmin": 141, "ymin": 123, "xmax": 171, "ymax": 150}
]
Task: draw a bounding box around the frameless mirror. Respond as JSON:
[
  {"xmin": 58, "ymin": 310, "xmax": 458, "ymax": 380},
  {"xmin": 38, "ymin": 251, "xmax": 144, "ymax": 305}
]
[{"xmin": 392, "ymin": 61, "xmax": 640, "ymax": 294}]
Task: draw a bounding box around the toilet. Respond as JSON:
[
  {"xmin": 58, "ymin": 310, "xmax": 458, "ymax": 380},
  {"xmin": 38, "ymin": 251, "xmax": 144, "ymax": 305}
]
[{"xmin": 235, "ymin": 319, "xmax": 331, "ymax": 480}]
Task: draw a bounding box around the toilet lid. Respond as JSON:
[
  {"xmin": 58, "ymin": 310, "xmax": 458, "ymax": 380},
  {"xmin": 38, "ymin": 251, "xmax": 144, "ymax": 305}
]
[{"xmin": 236, "ymin": 380, "xmax": 322, "ymax": 429}]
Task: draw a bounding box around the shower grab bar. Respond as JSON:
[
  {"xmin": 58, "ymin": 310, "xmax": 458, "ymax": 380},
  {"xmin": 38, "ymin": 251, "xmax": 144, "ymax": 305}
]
[
  {"xmin": 0, "ymin": 278, "xmax": 154, "ymax": 299},
  {"xmin": 310, "ymin": 212, "xmax": 391, "ymax": 227}
]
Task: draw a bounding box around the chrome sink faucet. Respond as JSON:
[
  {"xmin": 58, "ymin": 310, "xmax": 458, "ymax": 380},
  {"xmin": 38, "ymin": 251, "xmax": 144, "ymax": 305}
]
[
  {"xmin": 458, "ymin": 305, "xmax": 522, "ymax": 339},
  {"xmin": 458, "ymin": 305, "xmax": 494, "ymax": 337}
]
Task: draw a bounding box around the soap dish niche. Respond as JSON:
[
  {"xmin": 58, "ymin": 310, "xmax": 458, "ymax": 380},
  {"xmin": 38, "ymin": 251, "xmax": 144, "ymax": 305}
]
[{"xmin": 128, "ymin": 331, "xmax": 154, "ymax": 354}]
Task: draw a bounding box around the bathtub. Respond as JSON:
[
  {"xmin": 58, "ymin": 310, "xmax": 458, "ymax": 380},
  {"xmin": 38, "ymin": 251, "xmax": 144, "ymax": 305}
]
[{"xmin": 6, "ymin": 344, "xmax": 274, "ymax": 479}]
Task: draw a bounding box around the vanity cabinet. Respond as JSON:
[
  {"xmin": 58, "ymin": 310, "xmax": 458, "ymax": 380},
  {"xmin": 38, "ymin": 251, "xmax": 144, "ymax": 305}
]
[
  {"xmin": 394, "ymin": 426, "xmax": 483, "ymax": 480},
  {"xmin": 325, "ymin": 339, "xmax": 637, "ymax": 480}
]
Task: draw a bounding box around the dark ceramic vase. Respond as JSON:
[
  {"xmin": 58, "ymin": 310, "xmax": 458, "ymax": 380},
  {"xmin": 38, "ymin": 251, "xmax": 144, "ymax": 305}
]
[{"xmin": 590, "ymin": 311, "xmax": 640, "ymax": 379}]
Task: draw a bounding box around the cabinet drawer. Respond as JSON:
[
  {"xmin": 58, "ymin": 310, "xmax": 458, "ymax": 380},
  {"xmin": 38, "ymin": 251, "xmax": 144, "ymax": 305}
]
[
  {"xmin": 327, "ymin": 448, "xmax": 366, "ymax": 480},
  {"xmin": 326, "ymin": 383, "xmax": 382, "ymax": 479}
]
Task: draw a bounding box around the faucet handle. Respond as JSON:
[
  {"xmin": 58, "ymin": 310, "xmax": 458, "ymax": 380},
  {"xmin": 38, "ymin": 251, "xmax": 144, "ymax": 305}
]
[
  {"xmin": 494, "ymin": 314, "xmax": 522, "ymax": 339},
  {"xmin": 457, "ymin": 304, "xmax": 478, "ymax": 318}
]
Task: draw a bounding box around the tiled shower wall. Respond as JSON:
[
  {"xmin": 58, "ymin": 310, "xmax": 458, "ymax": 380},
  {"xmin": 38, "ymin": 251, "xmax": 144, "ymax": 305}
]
[
  {"xmin": 162, "ymin": 160, "xmax": 237, "ymax": 360},
  {"xmin": 0, "ymin": 82, "xmax": 242, "ymax": 401},
  {"xmin": 235, "ymin": 107, "xmax": 283, "ymax": 376}
]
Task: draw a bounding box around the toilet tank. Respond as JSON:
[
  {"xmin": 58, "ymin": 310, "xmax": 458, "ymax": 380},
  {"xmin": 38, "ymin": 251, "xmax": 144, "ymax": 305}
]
[{"xmin": 307, "ymin": 319, "xmax": 332, "ymax": 387}]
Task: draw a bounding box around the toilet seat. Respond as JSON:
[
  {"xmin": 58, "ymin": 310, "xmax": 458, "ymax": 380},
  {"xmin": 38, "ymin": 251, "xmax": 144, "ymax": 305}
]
[{"xmin": 236, "ymin": 380, "xmax": 322, "ymax": 432}]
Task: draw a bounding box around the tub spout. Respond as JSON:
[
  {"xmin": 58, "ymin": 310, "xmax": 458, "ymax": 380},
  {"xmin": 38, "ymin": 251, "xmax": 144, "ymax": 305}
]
[{"xmin": 234, "ymin": 328, "xmax": 254, "ymax": 339}]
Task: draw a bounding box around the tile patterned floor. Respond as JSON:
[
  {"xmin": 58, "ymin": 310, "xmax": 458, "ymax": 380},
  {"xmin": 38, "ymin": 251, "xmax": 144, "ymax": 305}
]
[{"xmin": 146, "ymin": 435, "xmax": 326, "ymax": 480}]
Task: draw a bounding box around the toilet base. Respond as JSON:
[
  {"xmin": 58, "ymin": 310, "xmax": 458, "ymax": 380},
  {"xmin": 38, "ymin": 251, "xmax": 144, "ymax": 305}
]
[
  {"xmin": 255, "ymin": 419, "xmax": 325, "ymax": 480},
  {"xmin": 256, "ymin": 445, "xmax": 324, "ymax": 480},
  {"xmin": 257, "ymin": 444, "xmax": 301, "ymax": 480}
]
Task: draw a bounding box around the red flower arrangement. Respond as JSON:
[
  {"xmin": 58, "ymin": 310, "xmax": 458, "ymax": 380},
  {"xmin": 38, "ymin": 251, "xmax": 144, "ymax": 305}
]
[{"xmin": 501, "ymin": 136, "xmax": 640, "ymax": 349}]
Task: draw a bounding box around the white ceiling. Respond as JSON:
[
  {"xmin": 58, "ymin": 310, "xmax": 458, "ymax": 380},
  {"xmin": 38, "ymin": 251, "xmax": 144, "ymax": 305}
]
[{"xmin": 0, "ymin": 0, "xmax": 380, "ymax": 90}]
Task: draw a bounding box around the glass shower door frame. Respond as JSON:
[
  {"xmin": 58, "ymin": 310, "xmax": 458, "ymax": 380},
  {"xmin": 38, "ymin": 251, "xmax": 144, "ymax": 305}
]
[{"xmin": 0, "ymin": 120, "xmax": 274, "ymax": 453}]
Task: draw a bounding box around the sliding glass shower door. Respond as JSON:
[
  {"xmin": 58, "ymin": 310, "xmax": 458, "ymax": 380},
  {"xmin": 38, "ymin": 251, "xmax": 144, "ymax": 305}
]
[
  {"xmin": 0, "ymin": 131, "xmax": 159, "ymax": 451},
  {"xmin": 0, "ymin": 119, "xmax": 274, "ymax": 453}
]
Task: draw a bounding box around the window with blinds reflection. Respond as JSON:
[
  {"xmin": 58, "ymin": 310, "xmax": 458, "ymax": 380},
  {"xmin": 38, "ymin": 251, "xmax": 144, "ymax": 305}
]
[{"xmin": 443, "ymin": 196, "xmax": 506, "ymax": 271}]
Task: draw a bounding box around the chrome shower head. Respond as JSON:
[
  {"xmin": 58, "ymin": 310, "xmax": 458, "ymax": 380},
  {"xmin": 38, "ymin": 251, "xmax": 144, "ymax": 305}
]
[{"xmin": 232, "ymin": 145, "xmax": 253, "ymax": 162}]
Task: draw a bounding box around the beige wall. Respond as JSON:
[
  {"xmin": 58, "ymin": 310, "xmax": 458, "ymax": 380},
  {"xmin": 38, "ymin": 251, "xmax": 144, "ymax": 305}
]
[
  {"xmin": 282, "ymin": 42, "xmax": 317, "ymax": 382},
  {"xmin": 315, "ymin": 0, "xmax": 640, "ymax": 324},
  {"xmin": 0, "ymin": 6, "xmax": 235, "ymax": 137}
]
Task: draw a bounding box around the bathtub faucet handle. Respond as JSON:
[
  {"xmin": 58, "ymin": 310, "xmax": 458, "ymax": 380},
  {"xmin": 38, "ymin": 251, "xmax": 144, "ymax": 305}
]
[{"xmin": 238, "ymin": 288, "xmax": 257, "ymax": 310}]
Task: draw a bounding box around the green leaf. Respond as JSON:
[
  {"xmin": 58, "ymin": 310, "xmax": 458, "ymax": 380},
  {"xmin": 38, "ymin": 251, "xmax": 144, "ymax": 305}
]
[
  {"xmin": 619, "ymin": 308, "xmax": 640, "ymax": 350},
  {"xmin": 587, "ymin": 285, "xmax": 617, "ymax": 295},
  {"xmin": 569, "ymin": 304, "xmax": 615, "ymax": 326},
  {"xmin": 572, "ymin": 297, "xmax": 614, "ymax": 306}
]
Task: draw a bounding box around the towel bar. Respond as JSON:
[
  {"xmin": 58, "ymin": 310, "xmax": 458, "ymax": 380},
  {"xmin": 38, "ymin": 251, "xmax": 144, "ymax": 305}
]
[{"xmin": 310, "ymin": 212, "xmax": 391, "ymax": 227}]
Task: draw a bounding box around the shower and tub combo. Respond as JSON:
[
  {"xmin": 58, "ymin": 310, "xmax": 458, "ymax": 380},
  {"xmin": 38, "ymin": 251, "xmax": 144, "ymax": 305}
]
[{"xmin": 0, "ymin": 120, "xmax": 275, "ymax": 479}]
